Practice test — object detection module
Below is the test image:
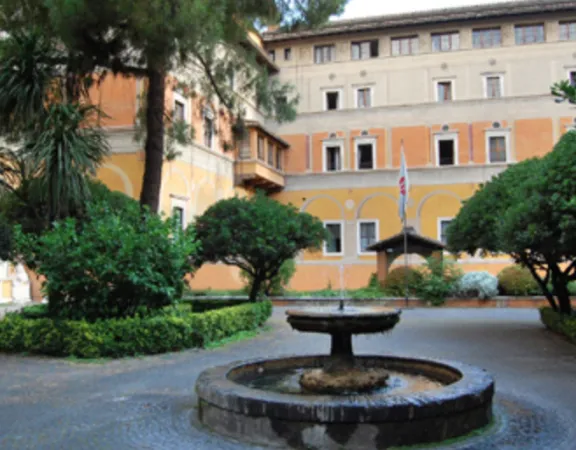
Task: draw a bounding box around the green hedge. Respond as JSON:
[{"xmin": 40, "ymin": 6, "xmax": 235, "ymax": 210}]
[
  {"xmin": 182, "ymin": 298, "xmax": 250, "ymax": 313},
  {"xmin": 540, "ymin": 307, "xmax": 576, "ymax": 344},
  {"xmin": 0, "ymin": 301, "xmax": 272, "ymax": 358}
]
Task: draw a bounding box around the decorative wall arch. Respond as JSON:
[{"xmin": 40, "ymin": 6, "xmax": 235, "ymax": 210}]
[
  {"xmin": 300, "ymin": 194, "xmax": 345, "ymax": 219},
  {"xmin": 101, "ymin": 164, "xmax": 134, "ymax": 197},
  {"xmin": 416, "ymin": 190, "xmax": 463, "ymax": 224},
  {"xmin": 355, "ymin": 192, "xmax": 398, "ymax": 219}
]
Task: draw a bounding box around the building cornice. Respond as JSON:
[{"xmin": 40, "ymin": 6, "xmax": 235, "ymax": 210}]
[
  {"xmin": 283, "ymin": 164, "xmax": 507, "ymax": 191},
  {"xmin": 263, "ymin": 0, "xmax": 576, "ymax": 43}
]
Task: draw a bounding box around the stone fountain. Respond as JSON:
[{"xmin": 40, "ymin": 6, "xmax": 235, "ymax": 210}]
[{"xmin": 196, "ymin": 302, "xmax": 494, "ymax": 449}]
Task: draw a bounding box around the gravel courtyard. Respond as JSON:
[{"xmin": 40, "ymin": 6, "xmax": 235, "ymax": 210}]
[{"xmin": 1, "ymin": 308, "xmax": 575, "ymax": 449}]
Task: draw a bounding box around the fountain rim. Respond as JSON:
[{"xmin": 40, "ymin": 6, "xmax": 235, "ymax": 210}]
[
  {"xmin": 195, "ymin": 354, "xmax": 495, "ymax": 424},
  {"xmin": 285, "ymin": 306, "xmax": 401, "ymax": 318}
]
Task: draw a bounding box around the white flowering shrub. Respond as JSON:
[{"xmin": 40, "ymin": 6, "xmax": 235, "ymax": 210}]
[{"xmin": 454, "ymin": 271, "xmax": 499, "ymax": 300}]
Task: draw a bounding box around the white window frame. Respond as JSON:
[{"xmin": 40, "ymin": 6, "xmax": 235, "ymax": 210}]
[
  {"xmin": 323, "ymin": 220, "xmax": 344, "ymax": 256},
  {"xmin": 485, "ymin": 129, "xmax": 511, "ymax": 164},
  {"xmin": 323, "ymin": 88, "xmax": 343, "ymax": 111},
  {"xmin": 434, "ymin": 79, "xmax": 456, "ymax": 102},
  {"xmin": 170, "ymin": 196, "xmax": 188, "ymax": 229},
  {"xmin": 357, "ymin": 219, "xmax": 379, "ymax": 255},
  {"xmin": 173, "ymin": 91, "xmax": 190, "ymax": 123},
  {"xmin": 434, "ymin": 132, "xmax": 459, "ymax": 166},
  {"xmin": 322, "ymin": 139, "xmax": 344, "ymax": 172},
  {"xmin": 354, "ymin": 137, "xmax": 376, "ymax": 170},
  {"xmin": 354, "ymin": 86, "xmax": 374, "ymax": 108},
  {"xmin": 483, "ymin": 74, "xmax": 504, "ymax": 99},
  {"xmin": 437, "ymin": 217, "xmax": 453, "ymax": 245}
]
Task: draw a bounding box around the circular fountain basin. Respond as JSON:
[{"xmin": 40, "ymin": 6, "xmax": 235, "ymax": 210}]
[{"xmin": 196, "ymin": 355, "xmax": 495, "ymax": 449}]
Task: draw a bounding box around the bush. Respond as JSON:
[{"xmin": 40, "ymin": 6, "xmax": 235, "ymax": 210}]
[
  {"xmin": 0, "ymin": 301, "xmax": 272, "ymax": 358},
  {"xmin": 540, "ymin": 307, "xmax": 576, "ymax": 344},
  {"xmin": 415, "ymin": 258, "xmax": 462, "ymax": 306},
  {"xmin": 498, "ymin": 266, "xmax": 539, "ymax": 296},
  {"xmin": 182, "ymin": 298, "xmax": 250, "ymax": 313},
  {"xmin": 367, "ymin": 273, "xmax": 380, "ymax": 289},
  {"xmin": 15, "ymin": 201, "xmax": 198, "ymax": 321},
  {"xmin": 454, "ymin": 271, "xmax": 499, "ymax": 300},
  {"xmin": 383, "ymin": 267, "xmax": 423, "ymax": 296}
]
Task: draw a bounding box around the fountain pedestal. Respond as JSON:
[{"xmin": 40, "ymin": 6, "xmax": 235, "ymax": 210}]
[{"xmin": 286, "ymin": 306, "xmax": 400, "ymax": 394}]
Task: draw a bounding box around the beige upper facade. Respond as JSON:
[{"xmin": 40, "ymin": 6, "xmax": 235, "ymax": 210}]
[{"xmin": 263, "ymin": 0, "xmax": 576, "ymax": 116}]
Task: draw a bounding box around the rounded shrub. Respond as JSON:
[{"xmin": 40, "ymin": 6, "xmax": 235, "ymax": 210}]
[
  {"xmin": 454, "ymin": 271, "xmax": 498, "ymax": 300},
  {"xmin": 383, "ymin": 267, "xmax": 422, "ymax": 296},
  {"xmin": 498, "ymin": 266, "xmax": 539, "ymax": 296},
  {"xmin": 0, "ymin": 301, "xmax": 272, "ymax": 358}
]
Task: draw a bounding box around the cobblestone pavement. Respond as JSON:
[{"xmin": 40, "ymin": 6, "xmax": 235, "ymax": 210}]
[{"xmin": 1, "ymin": 308, "xmax": 575, "ymax": 450}]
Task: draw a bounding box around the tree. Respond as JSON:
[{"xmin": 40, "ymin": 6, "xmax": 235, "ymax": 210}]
[
  {"xmin": 1, "ymin": 0, "xmax": 348, "ymax": 212},
  {"xmin": 0, "ymin": 30, "xmax": 109, "ymax": 227},
  {"xmin": 194, "ymin": 193, "xmax": 326, "ymax": 301},
  {"xmin": 448, "ymin": 132, "xmax": 576, "ymax": 315}
]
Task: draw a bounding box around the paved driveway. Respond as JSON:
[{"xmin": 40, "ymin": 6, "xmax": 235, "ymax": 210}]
[{"xmin": 0, "ymin": 308, "xmax": 575, "ymax": 449}]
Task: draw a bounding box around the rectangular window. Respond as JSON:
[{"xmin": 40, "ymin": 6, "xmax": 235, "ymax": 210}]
[
  {"xmin": 472, "ymin": 28, "xmax": 502, "ymax": 48},
  {"xmin": 431, "ymin": 32, "xmax": 459, "ymax": 52},
  {"xmin": 325, "ymin": 91, "xmax": 340, "ymax": 110},
  {"xmin": 284, "ymin": 48, "xmax": 292, "ymax": 60},
  {"xmin": 351, "ymin": 40, "xmax": 379, "ymax": 60},
  {"xmin": 489, "ymin": 136, "xmax": 507, "ymax": 163},
  {"xmin": 436, "ymin": 81, "xmax": 453, "ymax": 102},
  {"xmin": 174, "ymin": 100, "xmax": 185, "ymax": 122},
  {"xmin": 438, "ymin": 139, "xmax": 455, "ymax": 166},
  {"xmin": 257, "ymin": 136, "xmax": 265, "ymax": 160},
  {"xmin": 314, "ymin": 44, "xmax": 335, "ymax": 64},
  {"xmin": 560, "ymin": 21, "xmax": 576, "ymax": 41},
  {"xmin": 391, "ymin": 36, "xmax": 419, "ymax": 56},
  {"xmin": 356, "ymin": 142, "xmax": 374, "ymax": 170},
  {"xmin": 325, "ymin": 222, "xmax": 343, "ymax": 255},
  {"xmin": 515, "ymin": 24, "xmax": 545, "ymax": 45},
  {"xmin": 569, "ymin": 70, "xmax": 576, "ymax": 87},
  {"xmin": 268, "ymin": 49, "xmax": 276, "ymax": 61},
  {"xmin": 204, "ymin": 117, "xmax": 214, "ymax": 149},
  {"xmin": 325, "ymin": 145, "xmax": 342, "ymax": 172},
  {"xmin": 485, "ymin": 76, "xmax": 503, "ymax": 98},
  {"xmin": 276, "ymin": 149, "xmax": 282, "ymax": 170},
  {"xmin": 172, "ymin": 206, "xmax": 184, "ymax": 230},
  {"xmin": 439, "ymin": 219, "xmax": 452, "ymax": 245},
  {"xmin": 267, "ymin": 141, "xmax": 274, "ymax": 166},
  {"xmin": 356, "ymin": 88, "xmax": 372, "ymax": 108},
  {"xmin": 359, "ymin": 221, "xmax": 377, "ymax": 253}
]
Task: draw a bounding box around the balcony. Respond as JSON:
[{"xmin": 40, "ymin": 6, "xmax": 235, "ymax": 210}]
[{"xmin": 235, "ymin": 121, "xmax": 289, "ymax": 191}]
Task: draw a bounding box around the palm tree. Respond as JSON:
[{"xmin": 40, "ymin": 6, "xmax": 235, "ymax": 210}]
[{"xmin": 0, "ymin": 29, "xmax": 110, "ymax": 225}]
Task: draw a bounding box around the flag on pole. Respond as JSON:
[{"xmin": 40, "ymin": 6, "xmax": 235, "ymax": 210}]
[{"xmin": 398, "ymin": 141, "xmax": 409, "ymax": 220}]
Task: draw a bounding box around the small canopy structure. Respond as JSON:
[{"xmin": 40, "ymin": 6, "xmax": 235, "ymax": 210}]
[{"xmin": 367, "ymin": 227, "xmax": 445, "ymax": 285}]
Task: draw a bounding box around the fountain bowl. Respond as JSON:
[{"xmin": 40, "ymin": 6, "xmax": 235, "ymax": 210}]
[{"xmin": 196, "ymin": 354, "xmax": 494, "ymax": 449}]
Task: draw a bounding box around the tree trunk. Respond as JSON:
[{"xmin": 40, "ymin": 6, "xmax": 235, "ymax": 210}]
[
  {"xmin": 552, "ymin": 268, "xmax": 573, "ymax": 315},
  {"xmin": 524, "ymin": 260, "xmax": 558, "ymax": 312},
  {"xmin": 249, "ymin": 275, "xmax": 264, "ymax": 302},
  {"xmin": 140, "ymin": 67, "xmax": 166, "ymax": 213}
]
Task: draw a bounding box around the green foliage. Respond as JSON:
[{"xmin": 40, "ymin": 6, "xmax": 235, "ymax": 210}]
[
  {"xmin": 540, "ymin": 307, "xmax": 576, "ymax": 344},
  {"xmin": 414, "ymin": 258, "xmax": 462, "ymax": 306},
  {"xmin": 448, "ymin": 132, "xmax": 576, "ymax": 315},
  {"xmin": 498, "ymin": 266, "xmax": 539, "ymax": 296},
  {"xmin": 20, "ymin": 304, "xmax": 49, "ymax": 319},
  {"xmin": 14, "ymin": 201, "xmax": 198, "ymax": 321},
  {"xmin": 195, "ymin": 193, "xmax": 326, "ymax": 301},
  {"xmin": 276, "ymin": 0, "xmax": 348, "ymax": 31},
  {"xmin": 241, "ymin": 258, "xmax": 296, "ymax": 296},
  {"xmin": 551, "ymin": 79, "xmax": 576, "ymax": 106},
  {"xmin": 0, "ymin": 301, "xmax": 272, "ymax": 358},
  {"xmin": 383, "ymin": 267, "xmax": 423, "ymax": 297},
  {"xmin": 367, "ymin": 272, "xmax": 380, "ymax": 289}
]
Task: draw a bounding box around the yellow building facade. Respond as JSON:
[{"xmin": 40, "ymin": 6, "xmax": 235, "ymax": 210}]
[{"xmin": 77, "ymin": 0, "xmax": 576, "ymax": 295}]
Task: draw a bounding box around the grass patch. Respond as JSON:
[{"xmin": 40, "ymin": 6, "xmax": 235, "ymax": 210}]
[{"xmin": 205, "ymin": 325, "xmax": 271, "ymax": 349}]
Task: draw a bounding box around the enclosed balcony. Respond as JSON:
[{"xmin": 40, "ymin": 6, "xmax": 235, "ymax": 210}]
[{"xmin": 235, "ymin": 121, "xmax": 289, "ymax": 191}]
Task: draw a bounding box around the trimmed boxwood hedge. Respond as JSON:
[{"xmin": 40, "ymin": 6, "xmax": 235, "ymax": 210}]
[
  {"xmin": 540, "ymin": 307, "xmax": 576, "ymax": 344},
  {"xmin": 0, "ymin": 301, "xmax": 272, "ymax": 358}
]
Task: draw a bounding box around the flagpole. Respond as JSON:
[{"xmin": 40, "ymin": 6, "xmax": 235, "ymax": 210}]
[
  {"xmin": 399, "ymin": 139, "xmax": 409, "ymax": 309},
  {"xmin": 404, "ymin": 213, "xmax": 409, "ymax": 308}
]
